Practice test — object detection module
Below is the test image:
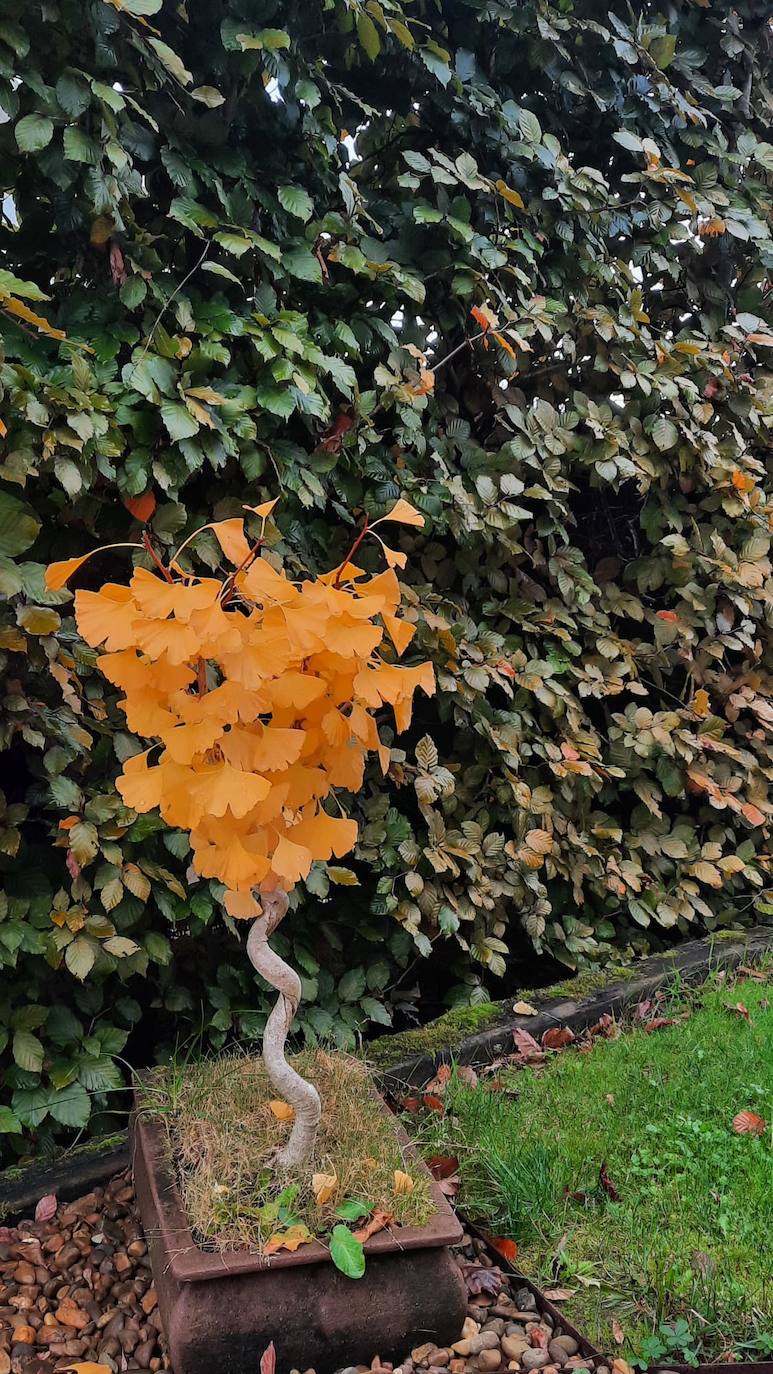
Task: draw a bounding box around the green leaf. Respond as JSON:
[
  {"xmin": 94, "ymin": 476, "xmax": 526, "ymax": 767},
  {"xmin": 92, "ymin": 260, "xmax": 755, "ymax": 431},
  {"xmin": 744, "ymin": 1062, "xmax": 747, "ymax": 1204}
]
[
  {"xmin": 519, "ymin": 109, "xmax": 542, "ymax": 143},
  {"xmin": 649, "ymin": 34, "xmax": 676, "ymax": 69},
  {"xmin": 339, "ymin": 967, "xmax": 367, "ymax": 1002},
  {"xmin": 335, "ymin": 1198, "xmax": 370, "ymax": 1221},
  {"xmin": 0, "ymin": 490, "xmax": 40, "ymax": 558},
  {"xmin": 329, "ymin": 1224, "xmax": 366, "ymax": 1278},
  {"xmin": 255, "ymin": 385, "xmax": 296, "ymax": 418},
  {"xmin": 13, "ymin": 1029, "xmax": 44, "ymax": 1073},
  {"xmin": 279, "ymin": 185, "xmax": 314, "ymax": 223},
  {"xmin": 49, "ymin": 1082, "xmax": 91, "ymax": 1128},
  {"xmin": 15, "ymin": 113, "xmax": 54, "ymax": 153},
  {"xmin": 148, "ymin": 37, "xmax": 193, "ymax": 86},
  {"xmin": 357, "ymin": 12, "xmax": 381, "ymax": 61},
  {"xmin": 283, "ymin": 247, "xmax": 323, "ymax": 283},
  {"xmin": 160, "ymin": 400, "xmax": 200, "ymax": 441},
  {"xmin": 78, "ymin": 1055, "xmax": 123, "ymax": 1091},
  {"xmin": 653, "ymin": 416, "xmax": 679, "ymax": 451},
  {"xmin": 237, "ymin": 28, "xmax": 291, "ymax": 50},
  {"xmin": 63, "ymin": 126, "xmax": 100, "ymax": 164},
  {"xmin": 0, "ymin": 1106, "xmax": 22, "ymax": 1134}
]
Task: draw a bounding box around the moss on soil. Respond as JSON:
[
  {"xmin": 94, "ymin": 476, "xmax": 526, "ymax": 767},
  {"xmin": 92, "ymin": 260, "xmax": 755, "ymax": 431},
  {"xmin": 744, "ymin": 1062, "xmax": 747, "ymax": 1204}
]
[{"xmin": 367, "ymin": 963, "xmax": 636, "ymax": 1069}]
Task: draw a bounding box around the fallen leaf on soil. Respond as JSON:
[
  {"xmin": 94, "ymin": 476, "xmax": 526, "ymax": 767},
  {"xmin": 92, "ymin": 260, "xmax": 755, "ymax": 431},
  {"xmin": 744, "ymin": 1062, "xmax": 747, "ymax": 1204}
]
[
  {"xmin": 542, "ymin": 1026, "xmax": 575, "ymax": 1050},
  {"xmin": 738, "ymin": 965, "xmax": 766, "ymax": 981},
  {"xmin": 353, "ymin": 1209, "xmax": 393, "ymax": 1242},
  {"xmin": 543, "ymin": 1288, "xmax": 576, "ymax": 1301},
  {"xmin": 426, "ymin": 1154, "xmax": 460, "ymax": 1180},
  {"xmin": 461, "ymin": 1263, "xmax": 502, "ymax": 1297},
  {"xmin": 599, "ymin": 1161, "xmax": 621, "ymax": 1201},
  {"xmin": 488, "ymin": 1236, "xmax": 519, "ymax": 1263},
  {"xmin": 422, "ymin": 1093, "xmax": 446, "ymax": 1113},
  {"xmin": 269, "ymin": 1099, "xmax": 294, "ymax": 1120},
  {"xmin": 393, "ymin": 1170, "xmax": 414, "ymax": 1194},
  {"xmin": 725, "ymin": 1001, "xmax": 752, "ymax": 1024},
  {"xmin": 264, "ymin": 1223, "xmax": 313, "ymax": 1255},
  {"xmin": 34, "ymin": 1193, "xmax": 57, "ymax": 1222},
  {"xmin": 732, "ymin": 1110, "xmax": 768, "ymax": 1136},
  {"xmin": 260, "ymin": 1342, "xmax": 277, "ymax": 1374},
  {"xmin": 513, "ymin": 1026, "xmax": 544, "ymax": 1059},
  {"xmin": 312, "ymin": 1172, "xmax": 337, "ymax": 1205},
  {"xmin": 642, "ymin": 1016, "xmax": 680, "ymax": 1033},
  {"xmin": 513, "ymin": 1000, "xmax": 538, "ymax": 1015},
  {"xmin": 612, "ymin": 1318, "xmax": 625, "ymax": 1345}
]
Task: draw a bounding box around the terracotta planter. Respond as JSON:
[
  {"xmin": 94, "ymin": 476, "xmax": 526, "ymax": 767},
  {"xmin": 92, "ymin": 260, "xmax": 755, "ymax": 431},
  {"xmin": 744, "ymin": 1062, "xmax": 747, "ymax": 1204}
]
[{"xmin": 131, "ymin": 1104, "xmax": 466, "ymax": 1374}]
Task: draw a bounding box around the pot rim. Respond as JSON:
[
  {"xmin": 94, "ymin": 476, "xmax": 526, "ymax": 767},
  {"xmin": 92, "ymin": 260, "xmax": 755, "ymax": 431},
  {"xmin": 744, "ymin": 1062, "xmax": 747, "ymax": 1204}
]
[{"xmin": 131, "ymin": 1097, "xmax": 462, "ymax": 1283}]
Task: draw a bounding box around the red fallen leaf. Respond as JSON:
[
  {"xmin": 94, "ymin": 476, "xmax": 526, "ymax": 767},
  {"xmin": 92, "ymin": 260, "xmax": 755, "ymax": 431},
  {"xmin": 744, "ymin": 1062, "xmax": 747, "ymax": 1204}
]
[
  {"xmin": 471, "ymin": 304, "xmax": 492, "ymax": 333},
  {"xmin": 318, "ymin": 411, "xmax": 354, "ymax": 453},
  {"xmin": 426, "ymin": 1064, "xmax": 452, "ymax": 1094},
  {"xmin": 612, "ymin": 1318, "xmax": 625, "ymax": 1345},
  {"xmin": 599, "ymin": 1161, "xmax": 621, "ymax": 1201},
  {"xmin": 66, "ymin": 849, "xmax": 81, "ymax": 882},
  {"xmin": 488, "ymin": 1236, "xmax": 519, "ymax": 1263},
  {"xmin": 726, "ymin": 1001, "xmax": 752, "ymax": 1024},
  {"xmin": 123, "ymin": 490, "xmax": 157, "ymax": 524},
  {"xmin": 35, "ymin": 1193, "xmax": 57, "ymax": 1223},
  {"xmin": 542, "ymin": 1026, "xmax": 574, "ymax": 1050},
  {"xmin": 642, "ymin": 1016, "xmax": 680, "ymax": 1033},
  {"xmin": 0, "ymin": 1226, "xmax": 18, "ymax": 1242},
  {"xmin": 564, "ymin": 1186, "xmax": 592, "ymax": 1203},
  {"xmin": 530, "ymin": 1326, "xmax": 549, "ymax": 1348},
  {"xmin": 426, "ymin": 1154, "xmax": 459, "ymax": 1181},
  {"xmin": 589, "ymin": 1014, "xmax": 614, "ymax": 1037},
  {"xmin": 109, "ymin": 240, "xmax": 126, "ymax": 285},
  {"xmin": 513, "ymin": 1027, "xmax": 543, "ymax": 1059},
  {"xmin": 422, "ymin": 1093, "xmax": 446, "ymax": 1114},
  {"xmin": 543, "ymin": 1288, "xmax": 576, "ymax": 1301},
  {"xmin": 260, "ymin": 1341, "xmax": 276, "ymax": 1374},
  {"xmin": 353, "ymin": 1209, "xmax": 394, "ymax": 1243},
  {"xmin": 656, "ymin": 609, "xmax": 678, "ymax": 622},
  {"xmin": 401, "ymin": 1095, "xmax": 421, "ymax": 1112},
  {"xmin": 634, "ymin": 998, "xmax": 653, "ymax": 1022},
  {"xmin": 732, "ymin": 1110, "xmax": 767, "ymax": 1136}
]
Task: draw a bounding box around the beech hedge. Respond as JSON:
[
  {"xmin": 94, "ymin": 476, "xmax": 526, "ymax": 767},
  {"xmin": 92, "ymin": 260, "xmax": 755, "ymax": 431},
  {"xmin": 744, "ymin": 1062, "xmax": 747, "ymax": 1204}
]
[{"xmin": 1, "ymin": 0, "xmax": 773, "ymax": 1155}]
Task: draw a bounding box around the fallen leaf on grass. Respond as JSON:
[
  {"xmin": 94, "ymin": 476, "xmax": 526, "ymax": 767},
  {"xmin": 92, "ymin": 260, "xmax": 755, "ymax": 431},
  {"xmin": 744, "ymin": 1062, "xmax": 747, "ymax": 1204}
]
[
  {"xmin": 456, "ymin": 1064, "xmax": 479, "ymax": 1088},
  {"xmin": 725, "ymin": 1001, "xmax": 752, "ymax": 1024},
  {"xmin": 35, "ymin": 1193, "xmax": 57, "ymax": 1222},
  {"xmin": 422, "ymin": 1093, "xmax": 446, "ymax": 1113},
  {"xmin": 264, "ymin": 1223, "xmax": 314, "ymax": 1255},
  {"xmin": 401, "ymin": 1095, "xmax": 421, "ymax": 1112},
  {"xmin": 426, "ymin": 1154, "xmax": 460, "ymax": 1180},
  {"xmin": 312, "ymin": 1172, "xmax": 337, "ymax": 1205},
  {"xmin": 642, "ymin": 1016, "xmax": 680, "ymax": 1033},
  {"xmin": 543, "ymin": 1288, "xmax": 576, "ymax": 1301},
  {"xmin": 605, "ymin": 1093, "xmax": 615, "ymax": 1105},
  {"xmin": 613, "ymin": 1359, "xmax": 635, "ymax": 1374},
  {"xmin": 426, "ymin": 1064, "xmax": 452, "ymax": 1094},
  {"xmin": 353, "ymin": 1208, "xmax": 393, "ymax": 1242},
  {"xmin": 599, "ymin": 1161, "xmax": 621, "ymax": 1201},
  {"xmin": 732, "ymin": 1110, "xmax": 768, "ymax": 1136},
  {"xmin": 269, "ymin": 1099, "xmax": 294, "ymax": 1120},
  {"xmin": 589, "ymin": 1014, "xmax": 614, "ymax": 1037},
  {"xmin": 393, "ymin": 1169, "xmax": 414, "ymax": 1194},
  {"xmin": 260, "ymin": 1343, "xmax": 276, "ymax": 1374},
  {"xmin": 542, "ymin": 1026, "xmax": 575, "ymax": 1050},
  {"xmin": 488, "ymin": 1236, "xmax": 519, "ymax": 1263},
  {"xmin": 513, "ymin": 1027, "xmax": 544, "ymax": 1060},
  {"xmin": 738, "ymin": 965, "xmax": 766, "ymax": 981},
  {"xmin": 633, "ymin": 998, "xmax": 653, "ymax": 1022},
  {"xmin": 564, "ymin": 1185, "xmax": 592, "ymax": 1204},
  {"xmin": 513, "ymin": 1000, "xmax": 538, "ymax": 1016},
  {"xmin": 612, "ymin": 1318, "xmax": 625, "ymax": 1345}
]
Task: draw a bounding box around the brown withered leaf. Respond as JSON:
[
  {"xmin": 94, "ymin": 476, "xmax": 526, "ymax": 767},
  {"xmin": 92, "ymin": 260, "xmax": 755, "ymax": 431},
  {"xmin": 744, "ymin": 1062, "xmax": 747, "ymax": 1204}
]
[
  {"xmin": 725, "ymin": 1001, "xmax": 752, "ymax": 1024},
  {"xmin": 599, "ymin": 1161, "xmax": 621, "ymax": 1201},
  {"xmin": 513, "ymin": 1026, "xmax": 543, "ymax": 1060},
  {"xmin": 35, "ymin": 1193, "xmax": 57, "ymax": 1223},
  {"xmin": 513, "ymin": 1000, "xmax": 538, "ymax": 1016},
  {"xmin": 422, "ymin": 1093, "xmax": 446, "ymax": 1114},
  {"xmin": 612, "ymin": 1319, "xmax": 625, "ymax": 1345},
  {"xmin": 426, "ymin": 1154, "xmax": 460, "ymax": 1180},
  {"xmin": 543, "ymin": 1288, "xmax": 576, "ymax": 1301},
  {"xmin": 642, "ymin": 1016, "xmax": 680, "ymax": 1033},
  {"xmin": 456, "ymin": 1064, "xmax": 479, "ymax": 1088},
  {"xmin": 732, "ymin": 1110, "xmax": 767, "ymax": 1136},
  {"xmin": 461, "ymin": 1263, "xmax": 502, "ymax": 1297},
  {"xmin": 738, "ymin": 965, "xmax": 766, "ymax": 981},
  {"xmin": 353, "ymin": 1209, "xmax": 394, "ymax": 1243},
  {"xmin": 542, "ymin": 1026, "xmax": 575, "ymax": 1050}
]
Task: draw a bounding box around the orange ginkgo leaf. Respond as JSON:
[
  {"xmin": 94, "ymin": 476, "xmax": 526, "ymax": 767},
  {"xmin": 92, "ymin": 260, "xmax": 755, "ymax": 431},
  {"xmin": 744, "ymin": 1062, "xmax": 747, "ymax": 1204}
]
[
  {"xmin": 269, "ymin": 1100, "xmax": 295, "ymax": 1121},
  {"xmin": 732, "ymin": 1110, "xmax": 767, "ymax": 1136},
  {"xmin": 245, "ymin": 498, "xmax": 280, "ymax": 520},
  {"xmin": 379, "ymin": 498, "xmax": 425, "ymax": 528},
  {"xmin": 45, "ymin": 545, "xmax": 141, "ymax": 591},
  {"xmin": 211, "ymin": 516, "xmax": 253, "ymax": 564},
  {"xmin": 312, "ymin": 1172, "xmax": 337, "ymax": 1204}
]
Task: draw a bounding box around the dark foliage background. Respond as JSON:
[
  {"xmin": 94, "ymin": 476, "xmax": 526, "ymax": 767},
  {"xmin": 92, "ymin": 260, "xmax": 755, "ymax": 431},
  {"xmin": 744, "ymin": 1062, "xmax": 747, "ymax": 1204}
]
[{"xmin": 1, "ymin": 0, "xmax": 773, "ymax": 1156}]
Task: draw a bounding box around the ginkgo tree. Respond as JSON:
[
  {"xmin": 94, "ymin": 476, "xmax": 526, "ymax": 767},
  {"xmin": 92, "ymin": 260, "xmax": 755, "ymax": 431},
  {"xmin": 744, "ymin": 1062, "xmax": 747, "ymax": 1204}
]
[{"xmin": 46, "ymin": 498, "xmax": 433, "ymax": 1168}]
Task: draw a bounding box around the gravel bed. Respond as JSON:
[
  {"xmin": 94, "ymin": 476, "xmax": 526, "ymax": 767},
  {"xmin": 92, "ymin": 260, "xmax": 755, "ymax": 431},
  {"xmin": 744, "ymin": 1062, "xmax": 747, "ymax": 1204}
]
[{"xmin": 0, "ymin": 1175, "xmax": 608, "ymax": 1374}]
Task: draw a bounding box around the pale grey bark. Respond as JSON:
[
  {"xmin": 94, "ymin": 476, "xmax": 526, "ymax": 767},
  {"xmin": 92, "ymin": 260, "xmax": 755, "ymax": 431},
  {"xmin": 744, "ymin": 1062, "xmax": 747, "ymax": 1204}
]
[{"xmin": 246, "ymin": 890, "xmax": 321, "ymax": 1169}]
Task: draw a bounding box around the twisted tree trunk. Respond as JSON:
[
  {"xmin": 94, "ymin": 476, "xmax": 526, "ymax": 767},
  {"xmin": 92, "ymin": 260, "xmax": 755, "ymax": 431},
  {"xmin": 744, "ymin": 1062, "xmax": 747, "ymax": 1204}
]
[{"xmin": 246, "ymin": 890, "xmax": 321, "ymax": 1169}]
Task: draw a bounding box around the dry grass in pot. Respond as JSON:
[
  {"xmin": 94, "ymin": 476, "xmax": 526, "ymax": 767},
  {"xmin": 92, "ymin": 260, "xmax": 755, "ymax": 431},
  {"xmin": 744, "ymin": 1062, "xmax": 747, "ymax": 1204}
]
[{"xmin": 140, "ymin": 1049, "xmax": 434, "ymax": 1251}]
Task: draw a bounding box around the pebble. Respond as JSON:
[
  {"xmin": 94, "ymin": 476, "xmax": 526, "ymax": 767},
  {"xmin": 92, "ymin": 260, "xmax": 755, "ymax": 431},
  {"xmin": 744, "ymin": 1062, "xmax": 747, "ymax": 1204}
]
[
  {"xmin": 475, "ymin": 1352, "xmax": 501, "ymax": 1371},
  {"xmin": 501, "ymin": 1336, "xmax": 529, "ymax": 1360},
  {"xmin": 522, "ymin": 1350, "xmax": 551, "ymax": 1371}
]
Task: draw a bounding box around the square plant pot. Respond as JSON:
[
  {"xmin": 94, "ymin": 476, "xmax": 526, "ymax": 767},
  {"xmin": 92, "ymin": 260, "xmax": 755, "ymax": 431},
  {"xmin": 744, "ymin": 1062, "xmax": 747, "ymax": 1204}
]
[{"xmin": 131, "ymin": 1100, "xmax": 467, "ymax": 1374}]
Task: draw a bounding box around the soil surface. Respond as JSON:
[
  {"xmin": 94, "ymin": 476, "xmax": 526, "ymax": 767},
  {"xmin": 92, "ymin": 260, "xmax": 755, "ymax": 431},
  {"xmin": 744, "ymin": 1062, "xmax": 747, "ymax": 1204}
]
[{"xmin": 0, "ymin": 1173, "xmax": 610, "ymax": 1374}]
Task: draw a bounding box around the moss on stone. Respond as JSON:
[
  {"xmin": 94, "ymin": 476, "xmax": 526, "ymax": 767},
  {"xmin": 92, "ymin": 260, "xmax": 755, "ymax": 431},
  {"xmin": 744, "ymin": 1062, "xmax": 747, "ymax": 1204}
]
[{"xmin": 368, "ymin": 962, "xmax": 639, "ymax": 1070}]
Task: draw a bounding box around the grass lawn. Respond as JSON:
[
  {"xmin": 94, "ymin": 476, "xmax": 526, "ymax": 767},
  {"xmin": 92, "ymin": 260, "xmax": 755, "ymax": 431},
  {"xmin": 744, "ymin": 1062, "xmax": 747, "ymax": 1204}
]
[{"xmin": 417, "ymin": 966, "xmax": 772, "ymax": 1364}]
